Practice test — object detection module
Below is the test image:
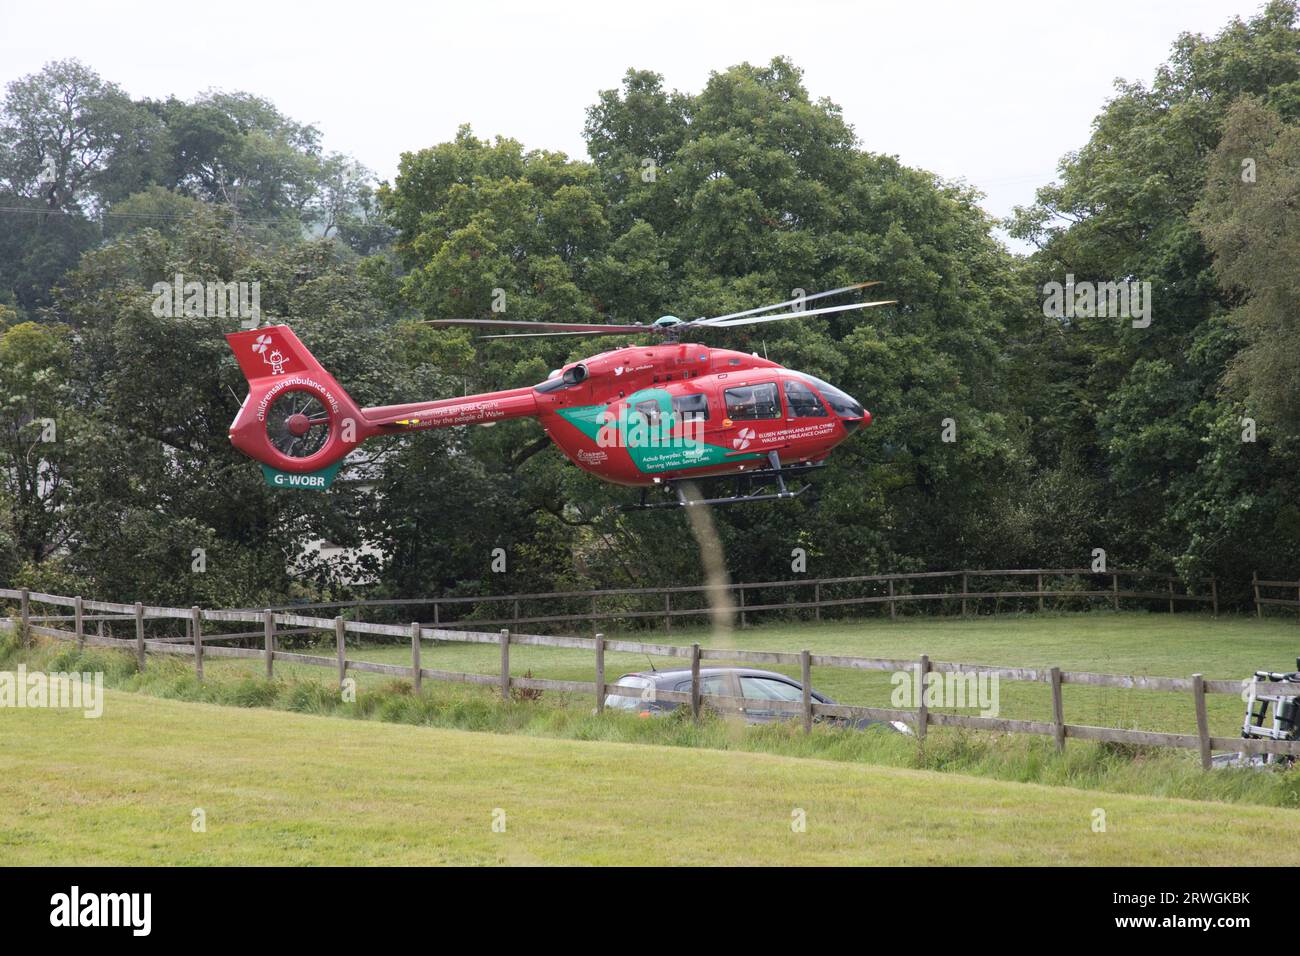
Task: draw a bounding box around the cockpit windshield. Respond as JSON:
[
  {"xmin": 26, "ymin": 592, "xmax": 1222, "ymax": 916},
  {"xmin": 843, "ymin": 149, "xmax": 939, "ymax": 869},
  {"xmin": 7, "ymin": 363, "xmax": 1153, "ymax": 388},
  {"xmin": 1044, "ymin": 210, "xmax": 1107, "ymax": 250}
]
[{"xmin": 791, "ymin": 373, "xmax": 865, "ymax": 419}]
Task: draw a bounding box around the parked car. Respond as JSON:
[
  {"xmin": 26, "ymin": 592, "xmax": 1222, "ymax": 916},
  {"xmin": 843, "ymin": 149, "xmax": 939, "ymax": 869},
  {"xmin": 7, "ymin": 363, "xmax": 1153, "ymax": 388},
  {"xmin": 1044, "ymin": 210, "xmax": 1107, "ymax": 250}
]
[{"xmin": 603, "ymin": 667, "xmax": 909, "ymax": 734}]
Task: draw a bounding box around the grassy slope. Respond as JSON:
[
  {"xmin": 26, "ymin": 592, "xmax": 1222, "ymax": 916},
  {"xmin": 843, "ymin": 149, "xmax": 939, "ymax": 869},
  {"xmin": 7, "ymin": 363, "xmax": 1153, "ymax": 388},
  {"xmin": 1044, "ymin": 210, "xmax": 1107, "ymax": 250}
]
[{"xmin": 3, "ymin": 689, "xmax": 1300, "ymax": 866}]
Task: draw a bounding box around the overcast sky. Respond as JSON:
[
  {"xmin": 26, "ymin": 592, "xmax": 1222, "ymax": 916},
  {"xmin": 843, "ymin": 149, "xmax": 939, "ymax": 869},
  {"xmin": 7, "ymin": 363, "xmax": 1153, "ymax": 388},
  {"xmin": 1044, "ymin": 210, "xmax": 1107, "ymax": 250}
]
[{"xmin": 0, "ymin": 0, "xmax": 1266, "ymax": 246}]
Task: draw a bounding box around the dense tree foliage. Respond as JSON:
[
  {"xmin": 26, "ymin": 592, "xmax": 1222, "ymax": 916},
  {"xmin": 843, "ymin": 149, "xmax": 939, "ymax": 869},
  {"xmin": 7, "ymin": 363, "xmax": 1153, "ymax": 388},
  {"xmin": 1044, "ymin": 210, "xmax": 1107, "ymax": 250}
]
[
  {"xmin": 1008, "ymin": 0, "xmax": 1300, "ymax": 587},
  {"xmin": 1, "ymin": 2, "xmax": 1297, "ymax": 609}
]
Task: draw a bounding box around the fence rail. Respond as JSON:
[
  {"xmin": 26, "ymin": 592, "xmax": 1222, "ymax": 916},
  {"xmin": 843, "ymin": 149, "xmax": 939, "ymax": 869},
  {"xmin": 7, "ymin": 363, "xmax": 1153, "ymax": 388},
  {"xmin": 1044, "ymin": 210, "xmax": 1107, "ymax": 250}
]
[
  {"xmin": 1253, "ymin": 572, "xmax": 1300, "ymax": 621},
  {"xmin": 207, "ymin": 567, "xmax": 1222, "ymax": 632},
  {"xmin": 3, "ymin": 584, "xmax": 1296, "ymax": 769}
]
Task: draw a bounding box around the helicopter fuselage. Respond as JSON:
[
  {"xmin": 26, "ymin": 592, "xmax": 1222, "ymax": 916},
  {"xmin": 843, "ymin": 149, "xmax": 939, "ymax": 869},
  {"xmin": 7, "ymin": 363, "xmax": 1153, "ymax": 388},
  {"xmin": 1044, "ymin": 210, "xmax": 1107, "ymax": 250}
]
[
  {"xmin": 225, "ymin": 327, "xmax": 870, "ymax": 490},
  {"xmin": 526, "ymin": 343, "xmax": 870, "ymax": 486}
]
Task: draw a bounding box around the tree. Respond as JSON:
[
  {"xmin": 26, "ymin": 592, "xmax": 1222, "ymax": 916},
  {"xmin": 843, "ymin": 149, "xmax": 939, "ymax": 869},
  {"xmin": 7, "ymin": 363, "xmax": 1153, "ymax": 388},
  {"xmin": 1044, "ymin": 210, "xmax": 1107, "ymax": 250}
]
[
  {"xmin": 0, "ymin": 321, "xmax": 76, "ymax": 566},
  {"xmin": 1005, "ymin": 0, "xmax": 1300, "ymax": 584},
  {"xmin": 1194, "ymin": 95, "xmax": 1300, "ymax": 434},
  {"xmin": 0, "ymin": 59, "xmax": 160, "ymax": 212},
  {"xmin": 150, "ymin": 91, "xmax": 323, "ymax": 232}
]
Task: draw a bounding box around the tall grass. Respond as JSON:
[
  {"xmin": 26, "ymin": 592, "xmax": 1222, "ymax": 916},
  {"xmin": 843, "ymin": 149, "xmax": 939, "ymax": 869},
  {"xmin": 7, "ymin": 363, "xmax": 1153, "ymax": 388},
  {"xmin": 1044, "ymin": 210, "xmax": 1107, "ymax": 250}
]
[{"xmin": 5, "ymin": 631, "xmax": 1299, "ymax": 810}]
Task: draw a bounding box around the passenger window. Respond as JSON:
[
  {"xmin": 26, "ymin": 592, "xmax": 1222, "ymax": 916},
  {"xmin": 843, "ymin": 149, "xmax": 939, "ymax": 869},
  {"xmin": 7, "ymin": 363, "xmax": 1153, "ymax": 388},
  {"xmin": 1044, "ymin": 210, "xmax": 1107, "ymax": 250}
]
[
  {"xmin": 674, "ymin": 676, "xmax": 728, "ymax": 696},
  {"xmin": 739, "ymin": 677, "xmax": 804, "ymax": 702},
  {"xmin": 634, "ymin": 400, "xmax": 662, "ymax": 428},
  {"xmin": 724, "ymin": 383, "xmax": 781, "ymax": 421},
  {"xmin": 784, "ymin": 380, "xmax": 828, "ymax": 418},
  {"xmin": 672, "ymin": 392, "xmax": 709, "ymax": 422}
]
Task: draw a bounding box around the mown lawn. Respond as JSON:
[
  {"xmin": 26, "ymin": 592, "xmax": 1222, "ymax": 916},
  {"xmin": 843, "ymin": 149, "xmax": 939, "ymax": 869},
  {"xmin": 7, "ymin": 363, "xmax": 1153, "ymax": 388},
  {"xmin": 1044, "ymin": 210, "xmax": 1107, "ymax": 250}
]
[{"xmin": 3, "ymin": 689, "xmax": 1300, "ymax": 866}]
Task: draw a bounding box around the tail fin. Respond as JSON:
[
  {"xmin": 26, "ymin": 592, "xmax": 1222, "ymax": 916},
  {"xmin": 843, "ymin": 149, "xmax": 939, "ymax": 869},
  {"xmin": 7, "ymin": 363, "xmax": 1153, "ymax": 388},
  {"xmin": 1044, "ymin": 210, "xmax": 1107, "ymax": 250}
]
[
  {"xmin": 227, "ymin": 325, "xmax": 326, "ymax": 382},
  {"xmin": 225, "ymin": 325, "xmax": 370, "ymax": 480}
]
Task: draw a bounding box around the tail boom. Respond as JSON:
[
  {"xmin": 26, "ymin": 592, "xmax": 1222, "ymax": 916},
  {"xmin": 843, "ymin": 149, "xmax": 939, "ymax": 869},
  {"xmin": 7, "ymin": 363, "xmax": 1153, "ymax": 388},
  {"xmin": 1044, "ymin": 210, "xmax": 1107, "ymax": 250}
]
[{"xmin": 226, "ymin": 325, "xmax": 539, "ymax": 475}]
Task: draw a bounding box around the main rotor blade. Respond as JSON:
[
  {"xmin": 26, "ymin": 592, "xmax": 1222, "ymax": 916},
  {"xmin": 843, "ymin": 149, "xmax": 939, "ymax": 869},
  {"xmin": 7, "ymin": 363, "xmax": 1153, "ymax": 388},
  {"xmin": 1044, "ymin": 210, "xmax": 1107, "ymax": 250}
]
[
  {"xmin": 477, "ymin": 329, "xmax": 644, "ymax": 339},
  {"xmin": 703, "ymin": 299, "xmax": 896, "ymax": 328},
  {"xmin": 694, "ymin": 281, "xmax": 881, "ymax": 325},
  {"xmin": 424, "ymin": 319, "xmax": 648, "ymax": 334}
]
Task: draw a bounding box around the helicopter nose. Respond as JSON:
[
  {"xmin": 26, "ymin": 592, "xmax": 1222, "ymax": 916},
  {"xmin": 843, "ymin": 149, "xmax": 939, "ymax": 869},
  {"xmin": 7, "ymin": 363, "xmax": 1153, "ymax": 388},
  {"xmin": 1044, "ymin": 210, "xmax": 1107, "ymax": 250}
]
[{"xmin": 842, "ymin": 406, "xmax": 870, "ymax": 432}]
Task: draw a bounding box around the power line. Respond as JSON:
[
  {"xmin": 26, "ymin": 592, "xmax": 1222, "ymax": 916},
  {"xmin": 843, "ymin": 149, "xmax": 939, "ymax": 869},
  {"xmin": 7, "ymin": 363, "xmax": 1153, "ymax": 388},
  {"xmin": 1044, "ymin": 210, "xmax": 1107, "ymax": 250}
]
[{"xmin": 0, "ymin": 203, "xmax": 313, "ymax": 227}]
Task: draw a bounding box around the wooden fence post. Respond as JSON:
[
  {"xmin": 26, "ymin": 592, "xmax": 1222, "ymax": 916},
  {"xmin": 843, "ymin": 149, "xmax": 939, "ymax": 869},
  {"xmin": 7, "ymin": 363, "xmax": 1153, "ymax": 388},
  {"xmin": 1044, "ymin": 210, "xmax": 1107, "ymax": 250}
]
[
  {"xmin": 1112, "ymin": 574, "xmax": 1119, "ymax": 612},
  {"xmin": 1037, "ymin": 573, "xmax": 1044, "ymax": 612},
  {"xmin": 961, "ymin": 573, "xmax": 968, "ymax": 618},
  {"xmin": 690, "ymin": 642, "xmax": 701, "ymax": 721},
  {"xmin": 499, "ymin": 629, "xmax": 510, "ymax": 701},
  {"xmin": 335, "ymin": 616, "xmax": 346, "ymax": 688},
  {"xmin": 1192, "ymin": 673, "xmax": 1211, "ymax": 771},
  {"xmin": 814, "ymin": 582, "xmax": 821, "ymax": 622},
  {"xmin": 191, "ymin": 606, "xmax": 203, "ymax": 682},
  {"xmin": 1168, "ymin": 577, "xmax": 1175, "ymax": 614},
  {"xmin": 916, "ymin": 654, "xmax": 929, "ymax": 742},
  {"xmin": 1050, "ymin": 666, "xmax": 1064, "ymax": 753},
  {"xmin": 738, "ymin": 586, "xmax": 746, "ymax": 628},
  {"xmin": 19, "ymin": 588, "xmax": 29, "ymax": 648},
  {"xmin": 263, "ymin": 609, "xmax": 274, "ymax": 679},
  {"xmin": 134, "ymin": 602, "xmax": 145, "ymax": 671},
  {"xmin": 888, "ymin": 578, "xmax": 896, "ymax": 621},
  {"xmin": 594, "ymin": 632, "xmax": 605, "ymax": 714},
  {"xmin": 664, "ymin": 592, "xmax": 671, "ymax": 633},
  {"xmin": 432, "ymin": 601, "xmax": 439, "ymax": 626},
  {"xmin": 74, "ymin": 595, "xmax": 84, "ymax": 651},
  {"xmin": 801, "ymin": 649, "xmax": 812, "ymax": 734},
  {"xmin": 411, "ymin": 622, "xmax": 421, "ymax": 692},
  {"xmin": 1253, "ymin": 571, "xmax": 1261, "ymax": 618},
  {"xmin": 1211, "ymin": 577, "xmax": 1219, "ymax": 618},
  {"xmin": 513, "ymin": 599, "xmax": 520, "ymax": 627}
]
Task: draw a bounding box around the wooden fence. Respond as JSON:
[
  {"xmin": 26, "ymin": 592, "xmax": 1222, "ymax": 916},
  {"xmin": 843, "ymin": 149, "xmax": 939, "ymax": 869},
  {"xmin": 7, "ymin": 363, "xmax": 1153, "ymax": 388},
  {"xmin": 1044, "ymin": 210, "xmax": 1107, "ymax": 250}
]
[
  {"xmin": 1253, "ymin": 573, "xmax": 1300, "ymax": 621},
  {"xmin": 2, "ymin": 585, "xmax": 1295, "ymax": 770},
  {"xmin": 219, "ymin": 567, "xmax": 1220, "ymax": 633}
]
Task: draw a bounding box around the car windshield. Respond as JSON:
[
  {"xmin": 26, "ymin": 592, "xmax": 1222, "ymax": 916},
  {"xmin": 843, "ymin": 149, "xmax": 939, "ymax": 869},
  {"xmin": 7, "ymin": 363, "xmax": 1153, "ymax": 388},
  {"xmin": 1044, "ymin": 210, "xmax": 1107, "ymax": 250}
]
[{"xmin": 604, "ymin": 675, "xmax": 653, "ymax": 710}]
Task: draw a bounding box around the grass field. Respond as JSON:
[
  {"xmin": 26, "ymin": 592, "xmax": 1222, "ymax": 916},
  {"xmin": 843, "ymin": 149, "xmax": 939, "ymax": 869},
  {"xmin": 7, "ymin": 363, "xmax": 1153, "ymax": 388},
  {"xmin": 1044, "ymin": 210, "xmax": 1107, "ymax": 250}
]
[
  {"xmin": 7, "ymin": 609, "xmax": 1300, "ymax": 816},
  {"xmin": 201, "ymin": 610, "xmax": 1300, "ymax": 736},
  {"xmin": 4, "ymin": 689, "xmax": 1300, "ymax": 865}
]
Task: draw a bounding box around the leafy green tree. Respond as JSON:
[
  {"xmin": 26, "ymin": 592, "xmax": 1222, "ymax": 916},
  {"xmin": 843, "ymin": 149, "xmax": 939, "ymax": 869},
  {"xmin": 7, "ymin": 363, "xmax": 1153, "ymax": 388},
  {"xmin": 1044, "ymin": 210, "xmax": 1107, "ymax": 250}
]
[
  {"xmin": 0, "ymin": 59, "xmax": 162, "ymax": 211},
  {"xmin": 150, "ymin": 91, "xmax": 323, "ymax": 231},
  {"xmin": 1006, "ymin": 0, "xmax": 1300, "ymax": 585},
  {"xmin": 1194, "ymin": 95, "xmax": 1300, "ymax": 434},
  {"xmin": 0, "ymin": 322, "xmax": 76, "ymax": 566}
]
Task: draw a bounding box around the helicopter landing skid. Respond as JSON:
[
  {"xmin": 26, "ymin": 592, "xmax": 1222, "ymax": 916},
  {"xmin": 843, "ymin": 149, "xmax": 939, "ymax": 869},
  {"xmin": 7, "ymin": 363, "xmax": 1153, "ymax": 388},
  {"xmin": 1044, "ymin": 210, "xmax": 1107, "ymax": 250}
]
[{"xmin": 628, "ymin": 453, "xmax": 825, "ymax": 509}]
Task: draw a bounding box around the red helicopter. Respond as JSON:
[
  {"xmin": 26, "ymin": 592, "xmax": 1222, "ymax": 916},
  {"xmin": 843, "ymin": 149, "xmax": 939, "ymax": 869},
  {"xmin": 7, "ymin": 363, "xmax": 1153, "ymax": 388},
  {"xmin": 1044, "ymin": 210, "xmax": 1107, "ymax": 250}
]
[{"xmin": 225, "ymin": 284, "xmax": 893, "ymax": 507}]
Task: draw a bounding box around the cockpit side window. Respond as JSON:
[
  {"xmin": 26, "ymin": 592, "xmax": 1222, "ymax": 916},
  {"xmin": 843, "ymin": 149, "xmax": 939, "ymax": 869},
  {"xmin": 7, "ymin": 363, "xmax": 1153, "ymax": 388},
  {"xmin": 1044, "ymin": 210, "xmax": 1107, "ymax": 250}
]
[{"xmin": 784, "ymin": 380, "xmax": 828, "ymax": 418}]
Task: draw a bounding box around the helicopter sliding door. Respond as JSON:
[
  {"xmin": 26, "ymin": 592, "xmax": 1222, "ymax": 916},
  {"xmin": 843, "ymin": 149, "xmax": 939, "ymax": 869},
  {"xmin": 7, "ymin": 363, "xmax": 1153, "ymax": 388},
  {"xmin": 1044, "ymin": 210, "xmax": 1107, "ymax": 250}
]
[{"xmin": 717, "ymin": 380, "xmax": 783, "ymax": 459}]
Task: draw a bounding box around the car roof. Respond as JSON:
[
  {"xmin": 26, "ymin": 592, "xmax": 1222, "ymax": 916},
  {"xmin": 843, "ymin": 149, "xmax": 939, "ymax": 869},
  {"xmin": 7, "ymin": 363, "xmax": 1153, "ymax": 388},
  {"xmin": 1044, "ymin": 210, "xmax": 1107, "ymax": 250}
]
[{"xmin": 613, "ymin": 667, "xmax": 797, "ymax": 685}]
